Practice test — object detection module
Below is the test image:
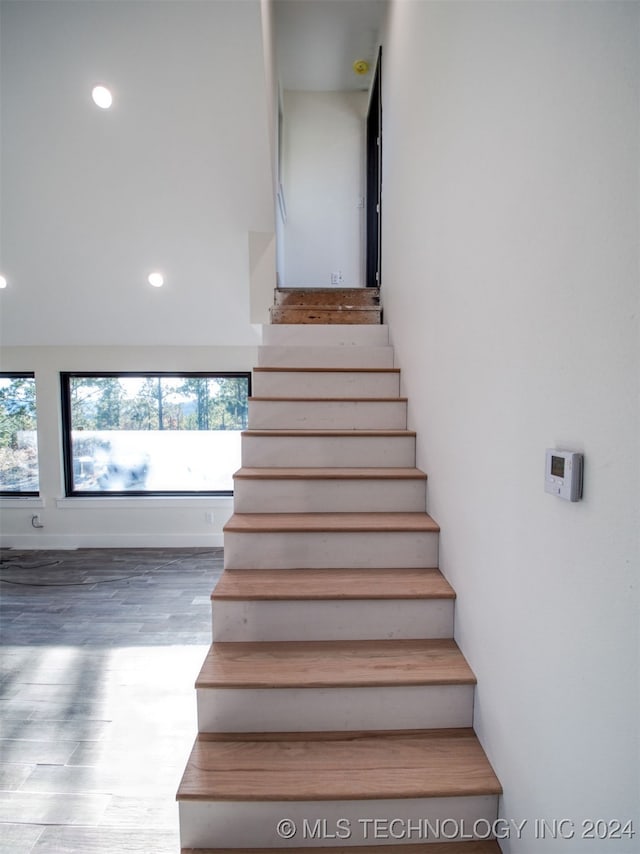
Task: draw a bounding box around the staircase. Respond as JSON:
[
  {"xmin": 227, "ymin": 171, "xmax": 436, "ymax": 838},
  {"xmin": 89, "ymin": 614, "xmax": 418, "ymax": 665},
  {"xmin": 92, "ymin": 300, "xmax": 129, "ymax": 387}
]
[{"xmin": 177, "ymin": 313, "xmax": 502, "ymax": 851}]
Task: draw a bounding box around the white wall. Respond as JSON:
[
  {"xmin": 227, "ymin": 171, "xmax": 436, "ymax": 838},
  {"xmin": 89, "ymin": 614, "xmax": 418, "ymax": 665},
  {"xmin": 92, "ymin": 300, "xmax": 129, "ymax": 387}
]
[
  {"xmin": 0, "ymin": 1, "xmax": 275, "ymax": 546},
  {"xmin": 249, "ymin": 0, "xmax": 278, "ymax": 321},
  {"xmin": 0, "ymin": 345, "xmax": 257, "ymax": 548},
  {"xmin": 281, "ymin": 89, "xmax": 367, "ymax": 286},
  {"xmin": 382, "ymin": 2, "xmax": 639, "ymax": 850},
  {"xmin": 0, "ymin": 0, "xmax": 273, "ymax": 347}
]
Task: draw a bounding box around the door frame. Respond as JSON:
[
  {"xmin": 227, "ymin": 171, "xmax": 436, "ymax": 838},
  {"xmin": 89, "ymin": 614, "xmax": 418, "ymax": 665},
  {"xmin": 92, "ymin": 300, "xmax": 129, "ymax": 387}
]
[{"xmin": 366, "ymin": 48, "xmax": 382, "ymax": 288}]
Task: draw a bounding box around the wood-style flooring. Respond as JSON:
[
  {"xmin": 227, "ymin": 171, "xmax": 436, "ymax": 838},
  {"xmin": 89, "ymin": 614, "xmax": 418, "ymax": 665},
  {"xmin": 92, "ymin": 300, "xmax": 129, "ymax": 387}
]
[{"xmin": 0, "ymin": 547, "xmax": 223, "ymax": 854}]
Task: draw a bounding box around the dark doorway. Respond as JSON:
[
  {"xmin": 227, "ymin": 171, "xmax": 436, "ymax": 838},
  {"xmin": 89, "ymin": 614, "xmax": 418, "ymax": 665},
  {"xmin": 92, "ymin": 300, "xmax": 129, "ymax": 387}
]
[{"xmin": 366, "ymin": 48, "xmax": 382, "ymax": 288}]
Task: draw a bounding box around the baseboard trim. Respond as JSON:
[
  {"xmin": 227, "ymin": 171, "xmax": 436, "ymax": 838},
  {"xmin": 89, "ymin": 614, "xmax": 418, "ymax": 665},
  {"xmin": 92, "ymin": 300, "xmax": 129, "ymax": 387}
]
[{"xmin": 0, "ymin": 533, "xmax": 225, "ymax": 550}]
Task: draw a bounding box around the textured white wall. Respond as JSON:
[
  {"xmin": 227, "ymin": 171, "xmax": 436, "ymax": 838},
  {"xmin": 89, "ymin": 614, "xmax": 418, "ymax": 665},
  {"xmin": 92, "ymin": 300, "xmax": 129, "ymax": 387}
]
[
  {"xmin": 0, "ymin": 0, "xmax": 273, "ymax": 346},
  {"xmin": 382, "ymin": 2, "xmax": 639, "ymax": 850},
  {"xmin": 281, "ymin": 89, "xmax": 366, "ymax": 286}
]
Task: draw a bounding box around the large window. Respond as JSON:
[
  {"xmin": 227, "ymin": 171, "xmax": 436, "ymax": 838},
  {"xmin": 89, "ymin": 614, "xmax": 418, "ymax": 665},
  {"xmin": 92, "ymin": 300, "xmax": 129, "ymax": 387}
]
[
  {"xmin": 0, "ymin": 373, "xmax": 39, "ymax": 496},
  {"xmin": 61, "ymin": 373, "xmax": 250, "ymax": 496}
]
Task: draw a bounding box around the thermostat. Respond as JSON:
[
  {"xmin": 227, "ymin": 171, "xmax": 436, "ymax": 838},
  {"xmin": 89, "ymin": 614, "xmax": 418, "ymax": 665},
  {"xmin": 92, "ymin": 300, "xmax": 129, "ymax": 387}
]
[{"xmin": 545, "ymin": 449, "xmax": 583, "ymax": 501}]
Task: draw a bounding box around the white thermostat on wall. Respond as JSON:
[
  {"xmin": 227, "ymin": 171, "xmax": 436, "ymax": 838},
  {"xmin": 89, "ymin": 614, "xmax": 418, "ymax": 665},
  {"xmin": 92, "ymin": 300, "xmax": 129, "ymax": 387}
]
[{"xmin": 545, "ymin": 449, "xmax": 583, "ymax": 501}]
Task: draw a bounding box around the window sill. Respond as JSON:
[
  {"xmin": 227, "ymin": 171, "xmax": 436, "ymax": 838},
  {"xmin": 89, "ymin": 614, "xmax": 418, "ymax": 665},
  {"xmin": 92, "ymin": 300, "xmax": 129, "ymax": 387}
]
[
  {"xmin": 55, "ymin": 496, "xmax": 233, "ymax": 509},
  {"xmin": 1, "ymin": 497, "xmax": 45, "ymax": 508}
]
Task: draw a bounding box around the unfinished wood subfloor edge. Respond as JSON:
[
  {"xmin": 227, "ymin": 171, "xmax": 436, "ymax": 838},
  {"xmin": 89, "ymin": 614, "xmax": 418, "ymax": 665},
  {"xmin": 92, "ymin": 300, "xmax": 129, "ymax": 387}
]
[{"xmin": 270, "ymin": 308, "xmax": 382, "ymax": 325}]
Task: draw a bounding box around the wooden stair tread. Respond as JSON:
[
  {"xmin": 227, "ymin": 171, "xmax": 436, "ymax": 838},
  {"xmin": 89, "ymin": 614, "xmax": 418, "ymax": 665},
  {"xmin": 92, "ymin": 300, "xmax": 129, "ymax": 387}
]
[
  {"xmin": 224, "ymin": 512, "xmax": 439, "ymax": 534},
  {"xmin": 233, "ymin": 466, "xmax": 426, "ymax": 480},
  {"xmin": 182, "ymin": 844, "xmax": 502, "ymax": 854},
  {"xmin": 212, "ymin": 568, "xmax": 453, "ymax": 601},
  {"xmin": 196, "ymin": 639, "xmax": 474, "ymax": 688},
  {"xmin": 242, "ymin": 428, "xmax": 416, "ymax": 437},
  {"xmin": 253, "ymin": 366, "xmax": 398, "ymax": 373},
  {"xmin": 177, "ymin": 729, "xmax": 501, "ymax": 801},
  {"xmin": 249, "ymin": 396, "xmax": 408, "ymax": 402}
]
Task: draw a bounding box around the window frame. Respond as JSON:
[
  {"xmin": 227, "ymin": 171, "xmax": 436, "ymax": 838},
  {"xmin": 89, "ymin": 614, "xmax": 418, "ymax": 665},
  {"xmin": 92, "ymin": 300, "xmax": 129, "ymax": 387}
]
[
  {"xmin": 60, "ymin": 371, "xmax": 251, "ymax": 498},
  {"xmin": 0, "ymin": 372, "xmax": 40, "ymax": 498}
]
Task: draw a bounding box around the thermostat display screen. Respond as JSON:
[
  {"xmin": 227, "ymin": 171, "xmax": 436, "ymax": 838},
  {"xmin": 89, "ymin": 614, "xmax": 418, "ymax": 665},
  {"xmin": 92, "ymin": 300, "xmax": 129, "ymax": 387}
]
[{"xmin": 550, "ymin": 456, "xmax": 565, "ymax": 478}]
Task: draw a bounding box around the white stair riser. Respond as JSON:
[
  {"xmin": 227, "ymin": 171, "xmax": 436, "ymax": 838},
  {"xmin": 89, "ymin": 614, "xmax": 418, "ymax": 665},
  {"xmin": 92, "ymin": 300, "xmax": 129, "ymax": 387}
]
[
  {"xmin": 179, "ymin": 795, "xmax": 499, "ymax": 848},
  {"xmin": 233, "ymin": 477, "xmax": 426, "ymax": 513},
  {"xmin": 248, "ymin": 399, "xmax": 407, "ymax": 430},
  {"xmin": 252, "ymin": 371, "xmax": 400, "ymax": 399},
  {"xmin": 241, "ymin": 434, "xmax": 416, "ymax": 467},
  {"xmin": 212, "ymin": 599, "xmax": 454, "ymax": 642},
  {"xmin": 262, "ymin": 323, "xmax": 389, "ymax": 347},
  {"xmin": 224, "ymin": 530, "xmax": 439, "ymax": 569},
  {"xmin": 197, "ymin": 684, "xmax": 474, "ymax": 733},
  {"xmin": 258, "ymin": 345, "xmax": 395, "ymax": 369}
]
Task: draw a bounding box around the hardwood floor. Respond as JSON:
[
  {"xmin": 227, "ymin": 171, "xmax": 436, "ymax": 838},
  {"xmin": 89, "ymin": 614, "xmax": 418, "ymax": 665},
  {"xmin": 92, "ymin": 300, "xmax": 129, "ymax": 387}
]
[{"xmin": 0, "ymin": 547, "xmax": 223, "ymax": 854}]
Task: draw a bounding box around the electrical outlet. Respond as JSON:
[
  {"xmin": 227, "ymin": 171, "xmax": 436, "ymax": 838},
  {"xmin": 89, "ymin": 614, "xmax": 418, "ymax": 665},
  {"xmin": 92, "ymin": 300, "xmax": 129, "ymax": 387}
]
[
  {"xmin": 331, "ymin": 271, "xmax": 343, "ymax": 285},
  {"xmin": 205, "ymin": 511, "xmax": 214, "ymax": 526}
]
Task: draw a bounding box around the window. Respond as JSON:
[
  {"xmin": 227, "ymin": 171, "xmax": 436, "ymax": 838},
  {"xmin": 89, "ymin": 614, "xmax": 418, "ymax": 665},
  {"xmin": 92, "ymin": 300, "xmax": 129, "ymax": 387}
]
[
  {"xmin": 0, "ymin": 373, "xmax": 39, "ymax": 496},
  {"xmin": 61, "ymin": 373, "xmax": 250, "ymax": 496}
]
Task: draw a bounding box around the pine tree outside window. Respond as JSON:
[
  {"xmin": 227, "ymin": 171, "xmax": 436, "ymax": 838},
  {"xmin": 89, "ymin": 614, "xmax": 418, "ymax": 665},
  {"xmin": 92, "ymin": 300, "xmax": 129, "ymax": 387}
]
[
  {"xmin": 0, "ymin": 373, "xmax": 39, "ymax": 496},
  {"xmin": 61, "ymin": 373, "xmax": 250, "ymax": 496}
]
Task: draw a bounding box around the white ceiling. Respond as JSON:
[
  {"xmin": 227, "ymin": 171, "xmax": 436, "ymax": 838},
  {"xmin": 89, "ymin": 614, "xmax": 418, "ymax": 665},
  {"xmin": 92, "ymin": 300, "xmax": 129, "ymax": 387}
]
[
  {"xmin": 0, "ymin": 0, "xmax": 274, "ymax": 347},
  {"xmin": 274, "ymin": 0, "xmax": 386, "ymax": 91}
]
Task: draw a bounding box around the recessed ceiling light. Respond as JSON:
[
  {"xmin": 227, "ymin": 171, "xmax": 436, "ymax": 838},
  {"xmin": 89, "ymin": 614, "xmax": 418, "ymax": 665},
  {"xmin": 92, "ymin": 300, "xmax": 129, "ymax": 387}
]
[
  {"xmin": 91, "ymin": 85, "xmax": 113, "ymax": 109},
  {"xmin": 147, "ymin": 272, "xmax": 164, "ymax": 288},
  {"xmin": 0, "ymin": 275, "xmax": 7, "ymax": 289}
]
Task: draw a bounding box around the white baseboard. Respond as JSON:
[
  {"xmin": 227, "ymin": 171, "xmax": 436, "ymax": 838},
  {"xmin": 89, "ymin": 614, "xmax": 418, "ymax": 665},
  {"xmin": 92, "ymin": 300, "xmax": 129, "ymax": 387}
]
[{"xmin": 0, "ymin": 533, "xmax": 224, "ymax": 550}]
